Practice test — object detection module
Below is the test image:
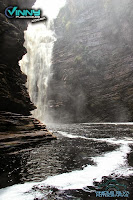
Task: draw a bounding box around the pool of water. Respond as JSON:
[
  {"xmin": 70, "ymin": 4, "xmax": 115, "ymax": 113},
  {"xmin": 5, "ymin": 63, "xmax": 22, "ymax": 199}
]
[{"xmin": 0, "ymin": 123, "xmax": 133, "ymax": 199}]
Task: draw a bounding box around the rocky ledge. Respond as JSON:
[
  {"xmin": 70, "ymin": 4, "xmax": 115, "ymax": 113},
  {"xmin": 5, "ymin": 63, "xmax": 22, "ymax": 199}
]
[{"xmin": 0, "ymin": 112, "xmax": 56, "ymax": 154}]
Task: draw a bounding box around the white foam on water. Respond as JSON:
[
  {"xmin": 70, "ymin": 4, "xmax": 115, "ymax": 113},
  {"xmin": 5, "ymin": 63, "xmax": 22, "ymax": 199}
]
[
  {"xmin": 57, "ymin": 131, "xmax": 89, "ymax": 139},
  {"xmin": 0, "ymin": 182, "xmax": 41, "ymax": 200},
  {"xmin": 42, "ymin": 142, "xmax": 133, "ymax": 190},
  {"xmin": 83, "ymin": 122, "xmax": 133, "ymax": 125},
  {"xmin": 57, "ymin": 131, "xmax": 133, "ymax": 145},
  {"xmin": 0, "ymin": 137, "xmax": 133, "ymax": 199}
]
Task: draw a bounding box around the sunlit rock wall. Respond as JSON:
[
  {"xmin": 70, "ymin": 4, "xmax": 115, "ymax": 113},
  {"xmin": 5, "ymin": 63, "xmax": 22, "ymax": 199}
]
[{"xmin": 48, "ymin": 0, "xmax": 133, "ymax": 122}]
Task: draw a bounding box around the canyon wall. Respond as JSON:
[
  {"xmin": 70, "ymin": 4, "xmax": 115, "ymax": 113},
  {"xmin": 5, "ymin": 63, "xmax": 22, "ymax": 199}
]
[
  {"xmin": 0, "ymin": 1, "xmax": 56, "ymax": 150},
  {"xmin": 48, "ymin": 0, "xmax": 133, "ymax": 123},
  {"xmin": 1, "ymin": 0, "xmax": 133, "ymax": 124},
  {"xmin": 0, "ymin": 0, "xmax": 36, "ymax": 115}
]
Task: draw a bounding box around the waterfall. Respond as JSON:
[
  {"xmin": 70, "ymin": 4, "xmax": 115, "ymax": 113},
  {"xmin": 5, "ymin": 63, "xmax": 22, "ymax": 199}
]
[{"xmin": 20, "ymin": 0, "xmax": 66, "ymax": 123}]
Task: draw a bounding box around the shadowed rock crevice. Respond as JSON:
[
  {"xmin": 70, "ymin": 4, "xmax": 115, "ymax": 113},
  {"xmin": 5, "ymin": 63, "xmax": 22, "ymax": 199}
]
[{"xmin": 0, "ymin": 1, "xmax": 36, "ymax": 115}]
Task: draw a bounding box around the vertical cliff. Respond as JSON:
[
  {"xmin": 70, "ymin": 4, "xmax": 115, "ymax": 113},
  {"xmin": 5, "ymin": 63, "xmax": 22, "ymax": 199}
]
[
  {"xmin": 47, "ymin": 0, "xmax": 133, "ymax": 123},
  {"xmin": 0, "ymin": 0, "xmax": 47, "ymax": 133},
  {"xmin": 0, "ymin": 0, "xmax": 36, "ymax": 115},
  {"xmin": 0, "ymin": 1, "xmax": 56, "ymax": 150}
]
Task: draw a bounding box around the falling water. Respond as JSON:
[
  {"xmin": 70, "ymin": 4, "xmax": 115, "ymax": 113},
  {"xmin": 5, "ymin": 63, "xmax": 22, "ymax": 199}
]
[{"xmin": 20, "ymin": 0, "xmax": 66, "ymax": 123}]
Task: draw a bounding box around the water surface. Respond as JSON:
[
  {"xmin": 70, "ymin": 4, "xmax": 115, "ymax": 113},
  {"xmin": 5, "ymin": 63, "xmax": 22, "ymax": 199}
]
[{"xmin": 0, "ymin": 123, "xmax": 133, "ymax": 199}]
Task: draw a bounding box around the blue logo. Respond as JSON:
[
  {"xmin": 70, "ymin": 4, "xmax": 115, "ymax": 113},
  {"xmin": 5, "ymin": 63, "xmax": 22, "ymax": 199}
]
[
  {"xmin": 95, "ymin": 180, "xmax": 130, "ymax": 198},
  {"xmin": 5, "ymin": 6, "xmax": 14, "ymax": 18},
  {"xmin": 5, "ymin": 6, "xmax": 47, "ymax": 22}
]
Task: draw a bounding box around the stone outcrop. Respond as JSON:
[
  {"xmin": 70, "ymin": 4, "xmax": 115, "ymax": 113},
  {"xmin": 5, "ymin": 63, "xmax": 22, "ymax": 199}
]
[
  {"xmin": 0, "ymin": 112, "xmax": 47, "ymax": 132},
  {"xmin": 0, "ymin": 112, "xmax": 56, "ymax": 153},
  {"xmin": 0, "ymin": 0, "xmax": 56, "ymax": 150},
  {"xmin": 47, "ymin": 0, "xmax": 133, "ymax": 123},
  {"xmin": 0, "ymin": 0, "xmax": 36, "ymax": 115}
]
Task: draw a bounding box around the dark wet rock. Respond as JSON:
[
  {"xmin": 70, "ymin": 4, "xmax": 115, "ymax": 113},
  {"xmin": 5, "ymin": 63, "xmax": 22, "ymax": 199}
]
[
  {"xmin": 127, "ymin": 146, "xmax": 133, "ymax": 167},
  {"xmin": 0, "ymin": 112, "xmax": 47, "ymax": 132},
  {"xmin": 0, "ymin": 1, "xmax": 36, "ymax": 115},
  {"xmin": 0, "ymin": 0, "xmax": 36, "ymax": 30},
  {"xmin": 0, "ymin": 112, "xmax": 56, "ymax": 153},
  {"xmin": 0, "ymin": 0, "xmax": 55, "ymax": 149}
]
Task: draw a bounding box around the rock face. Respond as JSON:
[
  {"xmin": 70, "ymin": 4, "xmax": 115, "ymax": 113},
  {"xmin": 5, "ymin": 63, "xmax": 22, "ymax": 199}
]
[
  {"xmin": 0, "ymin": 0, "xmax": 56, "ymax": 148},
  {"xmin": 0, "ymin": 112, "xmax": 56, "ymax": 153},
  {"xmin": 47, "ymin": 0, "xmax": 133, "ymax": 123},
  {"xmin": 0, "ymin": 112, "xmax": 47, "ymax": 132},
  {"xmin": 0, "ymin": 0, "xmax": 36, "ymax": 115}
]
